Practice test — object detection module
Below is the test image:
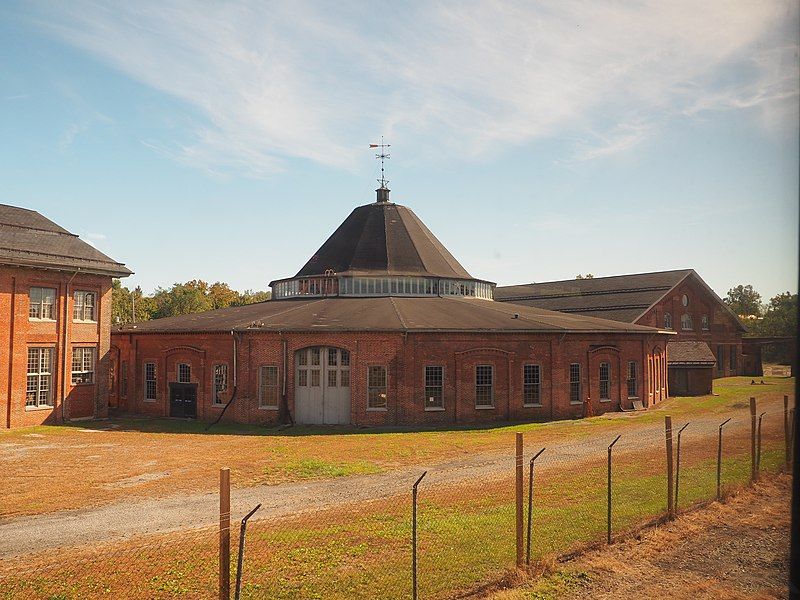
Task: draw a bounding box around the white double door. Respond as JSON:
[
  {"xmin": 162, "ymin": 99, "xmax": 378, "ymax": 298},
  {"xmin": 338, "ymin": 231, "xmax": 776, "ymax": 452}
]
[{"xmin": 295, "ymin": 347, "xmax": 351, "ymax": 425}]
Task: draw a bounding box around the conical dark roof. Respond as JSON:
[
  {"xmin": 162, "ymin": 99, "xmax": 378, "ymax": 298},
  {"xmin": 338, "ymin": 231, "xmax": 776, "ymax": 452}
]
[{"xmin": 294, "ymin": 201, "xmax": 473, "ymax": 279}]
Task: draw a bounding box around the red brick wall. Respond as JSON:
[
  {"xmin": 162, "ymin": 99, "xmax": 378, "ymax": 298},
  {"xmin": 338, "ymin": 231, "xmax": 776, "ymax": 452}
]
[
  {"xmin": 111, "ymin": 328, "xmax": 670, "ymax": 427},
  {"xmin": 1, "ymin": 265, "xmax": 113, "ymax": 428},
  {"xmin": 638, "ymin": 275, "xmax": 744, "ymax": 378}
]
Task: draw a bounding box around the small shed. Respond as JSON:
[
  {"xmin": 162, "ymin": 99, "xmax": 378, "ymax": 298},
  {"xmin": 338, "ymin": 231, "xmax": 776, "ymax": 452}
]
[{"xmin": 667, "ymin": 341, "xmax": 717, "ymax": 396}]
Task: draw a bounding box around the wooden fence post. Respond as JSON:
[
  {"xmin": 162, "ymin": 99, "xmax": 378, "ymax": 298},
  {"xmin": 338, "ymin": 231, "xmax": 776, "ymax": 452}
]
[
  {"xmin": 750, "ymin": 397, "xmax": 757, "ymax": 484},
  {"xmin": 665, "ymin": 416, "xmax": 674, "ymax": 520},
  {"xmin": 220, "ymin": 467, "xmax": 231, "ymax": 600},
  {"xmin": 515, "ymin": 433, "xmax": 523, "ymax": 567}
]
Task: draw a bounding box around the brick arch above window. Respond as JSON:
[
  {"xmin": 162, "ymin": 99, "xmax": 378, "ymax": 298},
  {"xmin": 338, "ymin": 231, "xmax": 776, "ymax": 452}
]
[{"xmin": 162, "ymin": 345, "xmax": 206, "ymax": 358}]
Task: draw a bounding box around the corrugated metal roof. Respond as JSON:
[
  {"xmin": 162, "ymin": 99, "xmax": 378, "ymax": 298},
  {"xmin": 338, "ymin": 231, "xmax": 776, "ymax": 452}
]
[
  {"xmin": 0, "ymin": 203, "xmax": 132, "ymax": 277},
  {"xmin": 289, "ymin": 202, "xmax": 474, "ymax": 280},
  {"xmin": 667, "ymin": 341, "xmax": 717, "ymax": 365},
  {"xmin": 115, "ymin": 296, "xmax": 667, "ymax": 334}
]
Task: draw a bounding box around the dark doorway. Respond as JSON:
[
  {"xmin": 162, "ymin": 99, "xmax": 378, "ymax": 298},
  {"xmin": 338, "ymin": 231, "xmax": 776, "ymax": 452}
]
[{"xmin": 169, "ymin": 383, "xmax": 197, "ymax": 418}]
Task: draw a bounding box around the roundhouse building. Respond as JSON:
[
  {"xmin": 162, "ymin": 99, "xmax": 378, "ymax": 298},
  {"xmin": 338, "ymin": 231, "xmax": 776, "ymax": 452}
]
[{"xmin": 111, "ymin": 187, "xmax": 673, "ymax": 426}]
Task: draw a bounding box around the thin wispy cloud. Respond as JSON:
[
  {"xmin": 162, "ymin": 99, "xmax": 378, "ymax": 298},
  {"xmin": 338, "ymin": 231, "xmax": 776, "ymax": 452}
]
[{"xmin": 26, "ymin": 0, "xmax": 799, "ymax": 176}]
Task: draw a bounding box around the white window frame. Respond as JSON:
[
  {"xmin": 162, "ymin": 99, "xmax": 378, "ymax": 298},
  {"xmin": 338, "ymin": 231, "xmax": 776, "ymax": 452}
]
[
  {"xmin": 569, "ymin": 363, "xmax": 582, "ymax": 404},
  {"xmin": 26, "ymin": 347, "xmax": 54, "ymax": 409},
  {"xmin": 599, "ymin": 362, "xmax": 611, "ymax": 402},
  {"xmin": 29, "ymin": 287, "xmax": 56, "ymax": 321},
  {"xmin": 177, "ymin": 363, "xmax": 191, "ymax": 383},
  {"xmin": 73, "ymin": 290, "xmax": 97, "ymax": 322},
  {"xmin": 663, "ymin": 312, "xmax": 672, "ymax": 329},
  {"xmin": 259, "ymin": 365, "xmax": 279, "ymax": 409},
  {"xmin": 681, "ymin": 313, "xmax": 693, "ymax": 331},
  {"xmin": 523, "ymin": 364, "xmax": 542, "ymax": 407},
  {"xmin": 144, "ymin": 362, "xmax": 157, "ymax": 402},
  {"xmin": 475, "ymin": 364, "xmax": 494, "ymax": 408},
  {"xmin": 424, "ymin": 365, "xmax": 444, "ymax": 411},
  {"xmin": 367, "ymin": 365, "xmax": 388, "ymax": 410},
  {"xmin": 212, "ymin": 364, "xmax": 228, "ymax": 406},
  {"xmin": 626, "ymin": 361, "xmax": 638, "ymax": 399},
  {"xmin": 71, "ymin": 346, "xmax": 96, "ymax": 385},
  {"xmin": 701, "ymin": 315, "xmax": 709, "ymax": 331}
]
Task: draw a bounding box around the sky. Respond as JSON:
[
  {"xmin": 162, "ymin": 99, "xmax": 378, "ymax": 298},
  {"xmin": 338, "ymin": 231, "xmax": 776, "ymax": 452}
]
[{"xmin": 0, "ymin": 1, "xmax": 798, "ymax": 301}]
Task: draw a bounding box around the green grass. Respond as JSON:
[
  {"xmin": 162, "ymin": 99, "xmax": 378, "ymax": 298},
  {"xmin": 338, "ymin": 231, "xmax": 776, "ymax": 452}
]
[{"xmin": 264, "ymin": 457, "xmax": 383, "ymax": 480}]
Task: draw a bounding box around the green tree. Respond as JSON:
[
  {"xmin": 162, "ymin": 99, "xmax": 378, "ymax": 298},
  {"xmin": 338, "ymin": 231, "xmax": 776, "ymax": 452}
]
[
  {"xmin": 208, "ymin": 282, "xmax": 240, "ymax": 309},
  {"xmin": 236, "ymin": 289, "xmax": 271, "ymax": 305},
  {"xmin": 724, "ymin": 284, "xmax": 762, "ymax": 317},
  {"xmin": 575, "ymin": 274, "xmax": 594, "ymax": 280},
  {"xmin": 111, "ymin": 279, "xmax": 153, "ymax": 325},
  {"xmin": 752, "ymin": 292, "xmax": 797, "ymax": 336},
  {"xmin": 151, "ymin": 282, "xmax": 213, "ymax": 318}
]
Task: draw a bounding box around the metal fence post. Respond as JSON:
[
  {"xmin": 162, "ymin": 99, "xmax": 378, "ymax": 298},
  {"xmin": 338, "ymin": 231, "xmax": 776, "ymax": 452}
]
[
  {"xmin": 526, "ymin": 448, "xmax": 545, "ymax": 565},
  {"xmin": 675, "ymin": 423, "xmax": 689, "ymax": 512},
  {"xmin": 757, "ymin": 412, "xmax": 766, "ymax": 476},
  {"xmin": 412, "ymin": 471, "xmax": 427, "ymax": 600},
  {"xmin": 717, "ymin": 418, "xmax": 731, "ymax": 501},
  {"xmin": 234, "ymin": 504, "xmax": 262, "ymax": 600},
  {"xmin": 219, "ymin": 467, "xmax": 231, "ymax": 600},
  {"xmin": 665, "ymin": 416, "xmax": 674, "ymax": 520},
  {"xmin": 607, "ymin": 435, "xmax": 621, "ymax": 544},
  {"xmin": 515, "ymin": 433, "xmax": 524, "ymax": 567},
  {"xmin": 750, "ymin": 397, "xmax": 757, "ymax": 483}
]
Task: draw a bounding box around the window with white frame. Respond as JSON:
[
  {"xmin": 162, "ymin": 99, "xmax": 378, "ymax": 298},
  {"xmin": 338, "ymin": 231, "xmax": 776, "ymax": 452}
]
[
  {"xmin": 178, "ymin": 363, "xmax": 191, "ymax": 383},
  {"xmin": 144, "ymin": 362, "xmax": 157, "ymax": 401},
  {"xmin": 259, "ymin": 365, "xmax": 279, "ymax": 408},
  {"xmin": 599, "ymin": 362, "xmax": 610, "ymax": 400},
  {"xmin": 475, "ymin": 364, "xmax": 494, "ymax": 407},
  {"xmin": 29, "ymin": 287, "xmax": 56, "ymax": 320},
  {"xmin": 626, "ymin": 361, "xmax": 637, "ymax": 398},
  {"xmin": 701, "ymin": 315, "xmax": 709, "ymax": 330},
  {"xmin": 569, "ymin": 363, "xmax": 581, "ymax": 403},
  {"xmin": 26, "ymin": 347, "xmax": 53, "ymax": 407},
  {"xmin": 71, "ymin": 347, "xmax": 96, "ymax": 384},
  {"xmin": 213, "ymin": 364, "xmax": 228, "ymax": 405},
  {"xmin": 425, "ymin": 365, "xmax": 444, "ymax": 409},
  {"xmin": 73, "ymin": 291, "xmax": 96, "ymax": 321},
  {"xmin": 681, "ymin": 314, "xmax": 693, "ymax": 331},
  {"xmin": 367, "ymin": 366, "xmax": 387, "ymax": 409},
  {"xmin": 663, "ymin": 312, "xmax": 672, "ymax": 329},
  {"xmin": 523, "ymin": 364, "xmax": 541, "ymax": 406}
]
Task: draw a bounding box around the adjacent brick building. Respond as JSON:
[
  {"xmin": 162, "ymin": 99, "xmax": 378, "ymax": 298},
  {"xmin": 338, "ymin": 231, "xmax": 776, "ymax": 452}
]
[
  {"xmin": 495, "ymin": 269, "xmax": 749, "ymax": 396},
  {"xmin": 112, "ymin": 187, "xmax": 673, "ymax": 426},
  {"xmin": 0, "ymin": 204, "xmax": 132, "ymax": 428}
]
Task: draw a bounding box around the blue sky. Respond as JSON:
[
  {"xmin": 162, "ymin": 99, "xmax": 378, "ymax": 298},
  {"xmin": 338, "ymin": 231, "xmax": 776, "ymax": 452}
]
[{"xmin": 1, "ymin": 1, "xmax": 797, "ymax": 300}]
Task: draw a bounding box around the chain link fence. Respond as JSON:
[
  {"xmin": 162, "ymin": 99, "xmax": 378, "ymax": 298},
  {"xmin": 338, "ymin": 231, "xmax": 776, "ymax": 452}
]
[{"xmin": 0, "ymin": 395, "xmax": 793, "ymax": 599}]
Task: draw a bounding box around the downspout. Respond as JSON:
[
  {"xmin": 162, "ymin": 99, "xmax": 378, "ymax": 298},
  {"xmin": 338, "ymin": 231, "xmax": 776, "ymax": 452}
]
[
  {"xmin": 205, "ymin": 330, "xmax": 239, "ymax": 430},
  {"xmin": 280, "ymin": 335, "xmax": 294, "ymax": 426},
  {"xmin": 6, "ymin": 276, "xmax": 16, "ymax": 428},
  {"xmin": 61, "ymin": 270, "xmax": 80, "ymax": 423}
]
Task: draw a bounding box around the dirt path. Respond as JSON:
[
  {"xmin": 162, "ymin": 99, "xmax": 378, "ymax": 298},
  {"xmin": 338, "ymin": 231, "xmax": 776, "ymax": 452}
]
[
  {"xmin": 491, "ymin": 473, "xmax": 790, "ymax": 599},
  {"xmin": 0, "ymin": 404, "xmax": 776, "ymax": 559}
]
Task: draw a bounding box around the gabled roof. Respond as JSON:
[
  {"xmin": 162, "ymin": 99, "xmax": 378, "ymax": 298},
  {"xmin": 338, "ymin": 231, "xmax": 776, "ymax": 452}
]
[
  {"xmin": 667, "ymin": 341, "xmax": 717, "ymax": 365},
  {"xmin": 0, "ymin": 203, "xmax": 132, "ymax": 277},
  {"xmin": 495, "ymin": 269, "xmax": 746, "ymax": 331},
  {"xmin": 114, "ymin": 296, "xmax": 667, "ymax": 335},
  {"xmin": 284, "ymin": 201, "xmax": 476, "ymax": 281}
]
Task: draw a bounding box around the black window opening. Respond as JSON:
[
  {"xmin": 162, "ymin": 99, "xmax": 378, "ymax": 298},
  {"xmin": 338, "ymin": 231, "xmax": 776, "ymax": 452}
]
[
  {"xmin": 717, "ymin": 346, "xmax": 724, "ymax": 374},
  {"xmin": 729, "ymin": 345, "xmax": 736, "ymax": 371}
]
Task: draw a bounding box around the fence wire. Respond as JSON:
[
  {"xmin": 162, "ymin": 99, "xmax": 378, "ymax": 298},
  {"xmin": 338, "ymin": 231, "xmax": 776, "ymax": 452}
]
[{"xmin": 0, "ymin": 397, "xmax": 793, "ymax": 600}]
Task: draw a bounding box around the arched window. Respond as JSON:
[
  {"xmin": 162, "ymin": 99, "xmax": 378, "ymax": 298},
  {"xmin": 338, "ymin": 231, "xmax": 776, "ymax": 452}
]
[
  {"xmin": 681, "ymin": 314, "xmax": 693, "ymax": 331},
  {"xmin": 664, "ymin": 312, "xmax": 672, "ymax": 329}
]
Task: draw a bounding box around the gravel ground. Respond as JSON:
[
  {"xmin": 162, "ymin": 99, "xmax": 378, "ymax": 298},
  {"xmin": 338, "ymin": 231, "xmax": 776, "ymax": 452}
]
[{"xmin": 0, "ymin": 403, "xmax": 782, "ymax": 559}]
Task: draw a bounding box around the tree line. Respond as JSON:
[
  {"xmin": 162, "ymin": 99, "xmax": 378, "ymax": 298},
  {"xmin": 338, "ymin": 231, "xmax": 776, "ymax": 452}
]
[
  {"xmin": 112, "ymin": 279, "xmax": 270, "ymax": 325},
  {"xmin": 724, "ymin": 284, "xmax": 797, "ymax": 363}
]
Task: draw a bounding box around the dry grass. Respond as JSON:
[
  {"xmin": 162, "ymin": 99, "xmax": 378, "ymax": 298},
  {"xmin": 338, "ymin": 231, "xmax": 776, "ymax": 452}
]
[
  {"xmin": 489, "ymin": 473, "xmax": 790, "ymax": 600},
  {"xmin": 0, "ymin": 376, "xmax": 793, "ymax": 519}
]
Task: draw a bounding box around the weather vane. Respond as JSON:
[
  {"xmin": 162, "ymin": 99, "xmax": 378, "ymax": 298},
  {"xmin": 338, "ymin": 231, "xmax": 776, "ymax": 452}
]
[{"xmin": 369, "ymin": 137, "xmax": 390, "ymax": 189}]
